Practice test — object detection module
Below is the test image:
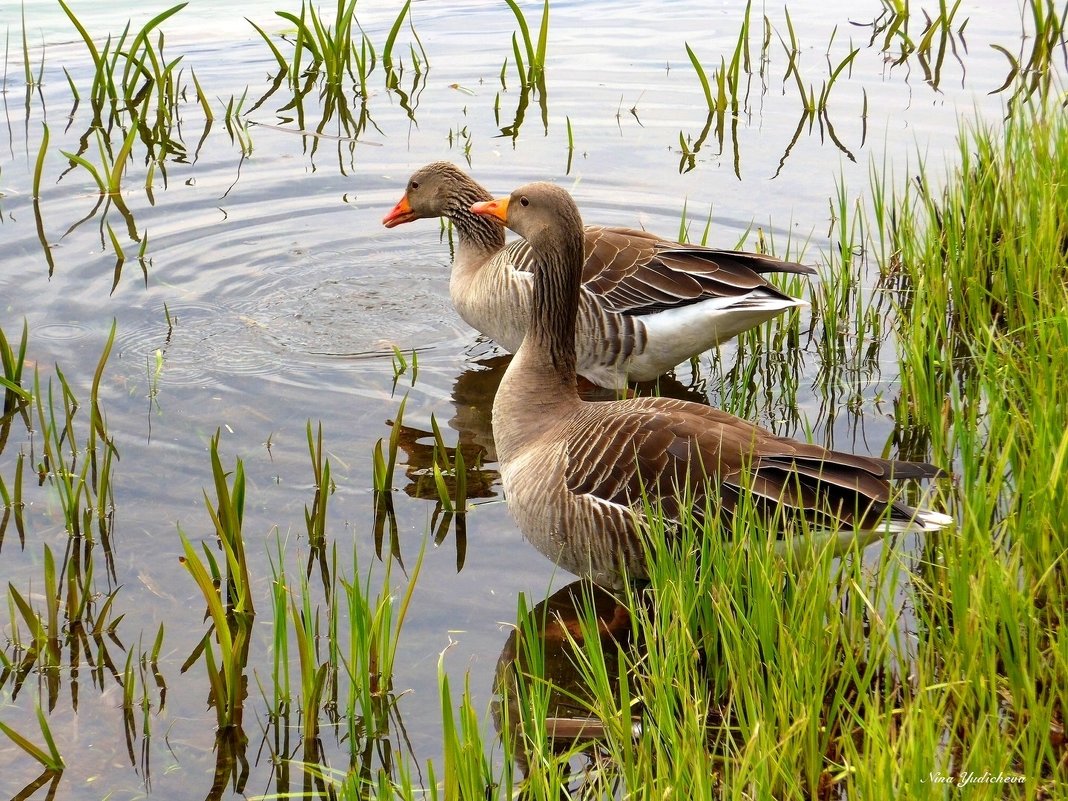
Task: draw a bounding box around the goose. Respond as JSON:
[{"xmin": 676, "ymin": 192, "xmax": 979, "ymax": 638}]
[
  {"xmin": 469, "ymin": 182, "xmax": 952, "ymax": 587},
  {"xmin": 383, "ymin": 162, "xmax": 814, "ymax": 390}
]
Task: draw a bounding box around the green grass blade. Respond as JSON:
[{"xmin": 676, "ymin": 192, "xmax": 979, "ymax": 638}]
[
  {"xmin": 89, "ymin": 320, "xmax": 117, "ymax": 447},
  {"xmin": 383, "ymin": 0, "xmax": 412, "ymax": 67},
  {"xmin": 21, "ymin": 3, "xmax": 32, "ymax": 86},
  {"xmin": 504, "ymin": 0, "xmax": 536, "ymax": 67},
  {"xmin": 8, "ymin": 583, "xmax": 45, "ymax": 645},
  {"xmin": 534, "ymin": 0, "xmax": 549, "ymax": 68},
  {"xmin": 107, "ymin": 124, "xmax": 140, "ymax": 194},
  {"xmin": 0, "ymin": 377, "xmax": 32, "ymax": 401},
  {"xmin": 190, "ymin": 68, "xmax": 214, "ymax": 121},
  {"xmin": 685, "ymin": 43, "xmax": 714, "ymax": 110},
  {"xmin": 246, "ymin": 18, "xmax": 288, "ymax": 74},
  {"xmin": 0, "ymin": 718, "xmax": 55, "ymax": 768},
  {"xmin": 33, "ymin": 123, "xmax": 49, "ymax": 200},
  {"xmin": 57, "ymin": 0, "xmax": 103, "ymax": 69},
  {"xmin": 59, "ymin": 149, "xmax": 106, "ymax": 193},
  {"xmin": 511, "ymin": 32, "xmax": 526, "ymax": 82},
  {"xmin": 35, "ymin": 705, "xmax": 64, "ymax": 770},
  {"xmin": 118, "ymin": 2, "xmax": 188, "ymax": 90}
]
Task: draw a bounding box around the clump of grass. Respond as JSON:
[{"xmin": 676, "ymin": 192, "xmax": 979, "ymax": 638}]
[
  {"xmin": 504, "ymin": 0, "xmax": 549, "ymax": 84},
  {"xmin": 120, "ymin": 628, "xmax": 165, "ymax": 759},
  {"xmin": 58, "ymin": 1, "xmax": 187, "ymax": 120},
  {"xmin": 383, "ymin": 0, "xmax": 428, "ymax": 75},
  {"xmin": 261, "ymin": 538, "xmax": 293, "ymax": 721},
  {"xmin": 51, "ymin": 3, "xmax": 189, "ymax": 275},
  {"xmin": 807, "ymin": 175, "xmax": 888, "ymax": 401},
  {"xmin": 866, "ymin": 0, "xmax": 969, "ymax": 92},
  {"xmin": 337, "ymin": 532, "xmax": 425, "ymax": 767},
  {"xmin": 675, "ymin": 209, "xmax": 808, "ymax": 432},
  {"xmin": 892, "ymin": 103, "xmax": 1067, "ymax": 527},
  {"xmin": 680, "ymin": 39, "xmax": 740, "ymax": 174},
  {"xmin": 517, "ymin": 491, "xmax": 908, "ymax": 795},
  {"xmin": 271, "ymin": 0, "xmax": 361, "ymax": 87},
  {"xmin": 246, "ymin": 0, "xmax": 419, "ymax": 153},
  {"xmin": 679, "ymin": 3, "xmax": 764, "ymax": 175},
  {"xmin": 178, "ymin": 431, "xmax": 255, "ymax": 731},
  {"xmin": 685, "ymin": 0, "xmax": 752, "ymax": 122},
  {"xmin": 32, "ymin": 321, "xmax": 118, "ymax": 539},
  {"xmin": 990, "ymin": 0, "xmax": 1067, "ymax": 110},
  {"xmin": 778, "ymin": 10, "xmax": 859, "ymax": 117},
  {"xmin": 303, "ymin": 420, "xmax": 332, "ymax": 555},
  {"xmin": 221, "ymin": 88, "xmax": 254, "ymax": 157},
  {"xmin": 675, "ymin": 198, "xmax": 715, "ymax": 246},
  {"xmin": 495, "ymin": 0, "xmax": 550, "ymax": 139},
  {"xmin": 256, "ymin": 500, "xmax": 427, "ymax": 793},
  {"xmin": 251, "ymin": 1, "xmax": 426, "ymax": 93},
  {"xmin": 438, "ymin": 654, "xmax": 513, "ymax": 798},
  {"xmin": 0, "ymin": 320, "xmax": 31, "ymax": 413},
  {"xmin": 290, "ymin": 570, "xmax": 329, "ymax": 744},
  {"xmin": 58, "ymin": 0, "xmax": 189, "ymax": 175},
  {"xmin": 876, "ymin": 100, "xmax": 1065, "ymax": 794}
]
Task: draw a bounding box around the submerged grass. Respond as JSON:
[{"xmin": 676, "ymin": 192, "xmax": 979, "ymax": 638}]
[
  {"xmin": 245, "ymin": 0, "xmax": 427, "ymax": 157},
  {"xmin": 34, "ymin": 4, "xmax": 194, "ymax": 282}
]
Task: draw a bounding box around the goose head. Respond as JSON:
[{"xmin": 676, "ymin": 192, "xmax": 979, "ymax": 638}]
[
  {"xmin": 382, "ymin": 161, "xmax": 491, "ymax": 228},
  {"xmin": 469, "ymin": 182, "xmax": 584, "ymax": 266}
]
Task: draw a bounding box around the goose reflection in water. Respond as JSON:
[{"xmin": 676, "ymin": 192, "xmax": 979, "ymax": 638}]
[{"xmin": 492, "ymin": 580, "xmax": 638, "ymax": 781}]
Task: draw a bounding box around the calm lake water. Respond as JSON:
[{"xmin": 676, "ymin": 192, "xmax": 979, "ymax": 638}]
[{"xmin": 0, "ymin": 0, "xmax": 1029, "ymax": 797}]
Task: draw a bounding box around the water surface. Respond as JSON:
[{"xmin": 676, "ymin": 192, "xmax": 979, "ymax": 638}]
[{"xmin": 0, "ymin": 0, "xmax": 1031, "ymax": 797}]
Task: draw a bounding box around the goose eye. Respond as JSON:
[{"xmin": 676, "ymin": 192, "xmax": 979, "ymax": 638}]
[
  {"xmin": 410, "ymin": 180, "xmax": 420, "ymax": 190},
  {"xmin": 519, "ymin": 196, "xmax": 529, "ymax": 207}
]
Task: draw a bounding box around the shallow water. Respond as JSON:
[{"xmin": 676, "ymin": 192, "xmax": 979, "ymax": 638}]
[{"xmin": 0, "ymin": 0, "xmax": 1034, "ymax": 797}]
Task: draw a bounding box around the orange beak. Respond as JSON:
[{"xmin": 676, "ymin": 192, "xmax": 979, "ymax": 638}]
[
  {"xmin": 382, "ymin": 195, "xmax": 417, "ymax": 228},
  {"xmin": 469, "ymin": 197, "xmax": 509, "ymax": 225}
]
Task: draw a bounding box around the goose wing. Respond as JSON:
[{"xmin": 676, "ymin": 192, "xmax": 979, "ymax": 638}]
[
  {"xmin": 506, "ymin": 226, "xmax": 813, "ymax": 316},
  {"xmin": 561, "ymin": 397, "xmax": 942, "ymax": 532},
  {"xmin": 580, "ymin": 226, "xmax": 813, "ymax": 315}
]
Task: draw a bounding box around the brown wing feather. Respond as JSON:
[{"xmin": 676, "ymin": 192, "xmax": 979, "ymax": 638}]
[
  {"xmin": 512, "ymin": 225, "xmax": 813, "ymax": 315},
  {"xmin": 562, "ymin": 397, "xmax": 940, "ymax": 532},
  {"xmin": 579, "ymin": 226, "xmax": 813, "ymax": 315}
]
